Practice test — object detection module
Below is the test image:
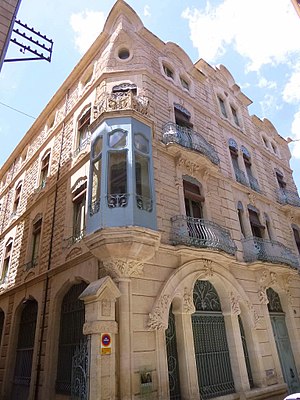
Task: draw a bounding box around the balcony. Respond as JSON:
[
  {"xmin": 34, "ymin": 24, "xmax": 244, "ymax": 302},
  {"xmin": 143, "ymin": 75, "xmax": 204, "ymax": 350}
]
[
  {"xmin": 64, "ymin": 229, "xmax": 85, "ymax": 249},
  {"xmin": 171, "ymin": 215, "xmax": 236, "ymax": 256},
  {"xmin": 242, "ymin": 237, "xmax": 299, "ymax": 269},
  {"xmin": 234, "ymin": 168, "xmax": 249, "ymax": 187},
  {"xmin": 276, "ymin": 188, "xmax": 300, "ymax": 207},
  {"xmin": 248, "ymin": 175, "xmax": 261, "ymax": 193},
  {"xmin": 93, "ymin": 91, "xmax": 149, "ymax": 120},
  {"xmin": 162, "ymin": 122, "xmax": 220, "ymax": 165},
  {"xmin": 73, "ymin": 135, "xmax": 91, "ymax": 158},
  {"xmin": 23, "ymin": 257, "xmax": 38, "ymax": 272}
]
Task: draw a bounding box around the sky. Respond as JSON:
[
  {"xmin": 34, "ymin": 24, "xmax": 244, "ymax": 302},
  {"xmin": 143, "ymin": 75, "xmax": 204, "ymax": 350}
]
[{"xmin": 0, "ymin": 0, "xmax": 300, "ymax": 191}]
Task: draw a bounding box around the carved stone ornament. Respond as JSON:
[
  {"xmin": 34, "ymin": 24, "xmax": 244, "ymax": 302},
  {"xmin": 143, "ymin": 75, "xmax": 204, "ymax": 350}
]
[
  {"xmin": 103, "ymin": 258, "xmax": 144, "ymax": 278},
  {"xmin": 183, "ymin": 287, "xmax": 194, "ymax": 313},
  {"xmin": 202, "ymin": 259, "xmax": 214, "ymax": 278},
  {"xmin": 248, "ymin": 192, "xmax": 256, "ymax": 206},
  {"xmin": 178, "ymin": 157, "xmax": 200, "ymax": 176},
  {"xmin": 230, "ymin": 291, "xmax": 241, "ymax": 315},
  {"xmin": 246, "ymin": 301, "xmax": 261, "ymax": 328},
  {"xmin": 259, "ymin": 286, "xmax": 269, "ymax": 305},
  {"xmin": 148, "ymin": 294, "xmax": 170, "ymax": 331}
]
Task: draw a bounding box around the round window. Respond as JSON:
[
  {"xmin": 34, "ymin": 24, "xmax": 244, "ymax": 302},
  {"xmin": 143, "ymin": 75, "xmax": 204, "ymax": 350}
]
[{"xmin": 118, "ymin": 48, "xmax": 130, "ymax": 60}]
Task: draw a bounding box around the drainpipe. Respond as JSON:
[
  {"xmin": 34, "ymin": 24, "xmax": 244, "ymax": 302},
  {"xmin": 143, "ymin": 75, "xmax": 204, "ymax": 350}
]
[{"xmin": 34, "ymin": 89, "xmax": 69, "ymax": 399}]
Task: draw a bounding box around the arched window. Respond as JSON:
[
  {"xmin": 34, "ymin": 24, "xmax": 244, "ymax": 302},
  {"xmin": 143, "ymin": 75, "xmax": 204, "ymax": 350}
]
[
  {"xmin": 292, "ymin": 225, "xmax": 300, "ymax": 255},
  {"xmin": 183, "ymin": 178, "xmax": 204, "ymax": 219},
  {"xmin": 192, "ymin": 280, "xmax": 235, "ymax": 399},
  {"xmin": 13, "ymin": 181, "xmax": 22, "ymax": 214},
  {"xmin": 76, "ymin": 108, "xmax": 91, "ymax": 152},
  {"xmin": 11, "ymin": 300, "xmax": 38, "ymax": 399},
  {"xmin": 55, "ymin": 282, "xmax": 88, "ymax": 395},
  {"xmin": 248, "ymin": 205, "xmax": 264, "ymax": 238},
  {"xmin": 72, "ymin": 180, "xmax": 87, "ymax": 240},
  {"xmin": 30, "ymin": 217, "xmax": 42, "ymax": 269},
  {"xmin": 237, "ymin": 201, "xmax": 246, "ymax": 237},
  {"xmin": 39, "ymin": 151, "xmax": 51, "ymax": 188},
  {"xmin": 1, "ymin": 238, "xmax": 13, "ymax": 283}
]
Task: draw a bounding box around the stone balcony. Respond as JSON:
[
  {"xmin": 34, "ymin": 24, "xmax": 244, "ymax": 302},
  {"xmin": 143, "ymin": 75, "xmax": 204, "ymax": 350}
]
[
  {"xmin": 276, "ymin": 188, "xmax": 300, "ymax": 207},
  {"xmin": 93, "ymin": 91, "xmax": 150, "ymax": 121},
  {"xmin": 242, "ymin": 236, "xmax": 299, "ymax": 269},
  {"xmin": 162, "ymin": 122, "xmax": 220, "ymax": 165},
  {"xmin": 171, "ymin": 215, "xmax": 236, "ymax": 256}
]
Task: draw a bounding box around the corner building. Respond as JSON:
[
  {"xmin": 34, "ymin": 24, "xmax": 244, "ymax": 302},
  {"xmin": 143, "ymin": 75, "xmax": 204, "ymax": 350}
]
[{"xmin": 0, "ymin": 1, "xmax": 300, "ymax": 399}]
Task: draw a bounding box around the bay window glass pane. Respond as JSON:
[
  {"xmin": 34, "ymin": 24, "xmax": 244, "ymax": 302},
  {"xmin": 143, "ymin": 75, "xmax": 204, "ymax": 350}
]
[
  {"xmin": 109, "ymin": 130, "xmax": 127, "ymax": 149},
  {"xmin": 135, "ymin": 153, "xmax": 150, "ymax": 198},
  {"xmin": 108, "ymin": 152, "xmax": 127, "ymax": 194},
  {"xmin": 134, "ymin": 133, "xmax": 149, "ymax": 154},
  {"xmin": 92, "ymin": 136, "xmax": 102, "ymax": 159},
  {"xmin": 92, "ymin": 159, "xmax": 101, "ymax": 205}
]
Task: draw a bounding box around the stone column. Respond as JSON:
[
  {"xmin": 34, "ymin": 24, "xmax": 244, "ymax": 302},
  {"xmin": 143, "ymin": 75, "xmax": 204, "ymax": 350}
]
[
  {"xmin": 79, "ymin": 277, "xmax": 121, "ymax": 400},
  {"xmin": 103, "ymin": 258, "xmax": 144, "ymax": 400},
  {"xmin": 173, "ymin": 293, "xmax": 200, "ymax": 400}
]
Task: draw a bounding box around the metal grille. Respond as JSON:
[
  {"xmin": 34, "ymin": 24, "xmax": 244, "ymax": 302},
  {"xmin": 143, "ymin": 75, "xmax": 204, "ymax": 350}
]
[
  {"xmin": 267, "ymin": 288, "xmax": 283, "ymax": 312},
  {"xmin": 192, "ymin": 281, "xmax": 235, "ymax": 399},
  {"xmin": 166, "ymin": 308, "xmax": 181, "ymax": 400},
  {"xmin": 11, "ymin": 300, "xmax": 38, "ymax": 400},
  {"xmin": 192, "ymin": 314, "xmax": 235, "ymax": 399},
  {"xmin": 56, "ymin": 282, "xmax": 88, "ymax": 395},
  {"xmin": 238, "ymin": 316, "xmax": 254, "ymax": 388},
  {"xmin": 71, "ymin": 337, "xmax": 90, "ymax": 400}
]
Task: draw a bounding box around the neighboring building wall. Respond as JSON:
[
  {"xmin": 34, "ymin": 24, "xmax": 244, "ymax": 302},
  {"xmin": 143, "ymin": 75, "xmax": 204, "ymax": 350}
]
[{"xmin": 0, "ymin": 1, "xmax": 299, "ymax": 400}]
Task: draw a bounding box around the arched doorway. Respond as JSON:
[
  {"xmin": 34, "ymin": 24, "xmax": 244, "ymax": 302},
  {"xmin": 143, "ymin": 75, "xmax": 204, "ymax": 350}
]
[
  {"xmin": 192, "ymin": 280, "xmax": 235, "ymax": 399},
  {"xmin": 11, "ymin": 299, "xmax": 38, "ymax": 400},
  {"xmin": 55, "ymin": 281, "xmax": 88, "ymax": 396},
  {"xmin": 267, "ymin": 288, "xmax": 300, "ymax": 393}
]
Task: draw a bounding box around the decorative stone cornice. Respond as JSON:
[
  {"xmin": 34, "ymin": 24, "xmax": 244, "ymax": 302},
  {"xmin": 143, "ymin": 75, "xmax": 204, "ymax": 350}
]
[
  {"xmin": 103, "ymin": 258, "xmax": 144, "ymax": 278},
  {"xmin": 177, "ymin": 157, "xmax": 200, "ymax": 176}
]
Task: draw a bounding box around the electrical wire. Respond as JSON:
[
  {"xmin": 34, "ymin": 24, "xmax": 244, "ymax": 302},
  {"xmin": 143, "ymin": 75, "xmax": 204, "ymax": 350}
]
[{"xmin": 0, "ymin": 100, "xmax": 36, "ymax": 119}]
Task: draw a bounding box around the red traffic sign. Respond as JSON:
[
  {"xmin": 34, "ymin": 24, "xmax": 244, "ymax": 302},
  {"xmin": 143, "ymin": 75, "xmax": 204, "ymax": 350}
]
[{"xmin": 101, "ymin": 333, "xmax": 111, "ymax": 347}]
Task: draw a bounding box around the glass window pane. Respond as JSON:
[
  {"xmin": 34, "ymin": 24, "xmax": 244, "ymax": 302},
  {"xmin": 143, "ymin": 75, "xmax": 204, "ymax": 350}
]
[
  {"xmin": 92, "ymin": 159, "xmax": 101, "ymax": 206},
  {"xmin": 109, "ymin": 130, "xmax": 127, "ymax": 149},
  {"xmin": 134, "ymin": 133, "xmax": 149, "ymax": 154},
  {"xmin": 92, "ymin": 136, "xmax": 102, "ymax": 159},
  {"xmin": 135, "ymin": 153, "xmax": 150, "ymax": 198},
  {"xmin": 108, "ymin": 152, "xmax": 127, "ymax": 194}
]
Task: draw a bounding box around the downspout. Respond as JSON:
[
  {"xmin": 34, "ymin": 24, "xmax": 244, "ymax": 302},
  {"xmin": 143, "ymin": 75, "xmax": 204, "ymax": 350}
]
[{"xmin": 34, "ymin": 89, "xmax": 69, "ymax": 399}]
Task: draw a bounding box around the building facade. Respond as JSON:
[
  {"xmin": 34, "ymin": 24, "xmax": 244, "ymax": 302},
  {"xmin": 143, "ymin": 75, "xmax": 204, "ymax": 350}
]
[{"xmin": 0, "ymin": 1, "xmax": 299, "ymax": 399}]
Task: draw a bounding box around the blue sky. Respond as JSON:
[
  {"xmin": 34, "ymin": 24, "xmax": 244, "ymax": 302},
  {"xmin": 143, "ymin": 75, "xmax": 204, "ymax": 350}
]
[{"xmin": 0, "ymin": 0, "xmax": 300, "ymax": 190}]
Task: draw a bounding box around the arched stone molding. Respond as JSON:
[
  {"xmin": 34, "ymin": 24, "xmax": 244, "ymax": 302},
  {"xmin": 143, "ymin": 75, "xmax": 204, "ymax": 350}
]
[
  {"xmin": 148, "ymin": 258, "xmax": 256, "ymax": 331},
  {"xmin": 150, "ymin": 258, "xmax": 267, "ymax": 396}
]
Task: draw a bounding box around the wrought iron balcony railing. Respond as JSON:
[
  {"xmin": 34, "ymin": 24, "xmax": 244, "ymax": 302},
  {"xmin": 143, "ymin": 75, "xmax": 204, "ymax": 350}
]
[
  {"xmin": 73, "ymin": 135, "xmax": 91, "ymax": 158},
  {"xmin": 248, "ymin": 175, "xmax": 261, "ymax": 193},
  {"xmin": 171, "ymin": 215, "xmax": 237, "ymax": 255},
  {"xmin": 93, "ymin": 91, "xmax": 149, "ymax": 119},
  {"xmin": 234, "ymin": 168, "xmax": 249, "ymax": 187},
  {"xmin": 242, "ymin": 237, "xmax": 299, "ymax": 269},
  {"xmin": 64, "ymin": 229, "xmax": 85, "ymax": 249},
  {"xmin": 23, "ymin": 257, "xmax": 39, "ymax": 272},
  {"xmin": 162, "ymin": 122, "xmax": 220, "ymax": 165},
  {"xmin": 276, "ymin": 188, "xmax": 300, "ymax": 207}
]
